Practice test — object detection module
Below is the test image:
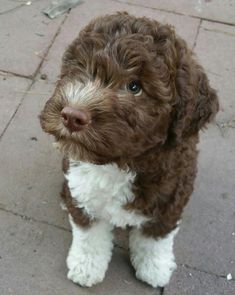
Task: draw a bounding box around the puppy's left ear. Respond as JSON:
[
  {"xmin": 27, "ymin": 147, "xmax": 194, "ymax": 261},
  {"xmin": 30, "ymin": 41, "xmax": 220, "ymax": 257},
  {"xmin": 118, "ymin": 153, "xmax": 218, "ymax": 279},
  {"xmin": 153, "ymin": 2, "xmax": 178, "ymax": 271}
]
[{"xmin": 168, "ymin": 39, "xmax": 219, "ymax": 145}]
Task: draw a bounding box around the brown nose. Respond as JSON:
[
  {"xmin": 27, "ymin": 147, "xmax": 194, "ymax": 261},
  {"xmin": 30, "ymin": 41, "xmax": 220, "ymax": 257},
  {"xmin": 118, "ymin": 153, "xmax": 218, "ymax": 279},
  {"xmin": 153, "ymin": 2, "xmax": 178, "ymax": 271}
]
[{"xmin": 61, "ymin": 107, "xmax": 90, "ymax": 132}]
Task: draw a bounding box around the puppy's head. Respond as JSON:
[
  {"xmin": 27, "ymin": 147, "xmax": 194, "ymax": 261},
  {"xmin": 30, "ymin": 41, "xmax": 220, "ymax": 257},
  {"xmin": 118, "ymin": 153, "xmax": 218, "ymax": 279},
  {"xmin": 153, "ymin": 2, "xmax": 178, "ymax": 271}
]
[{"xmin": 40, "ymin": 12, "xmax": 218, "ymax": 164}]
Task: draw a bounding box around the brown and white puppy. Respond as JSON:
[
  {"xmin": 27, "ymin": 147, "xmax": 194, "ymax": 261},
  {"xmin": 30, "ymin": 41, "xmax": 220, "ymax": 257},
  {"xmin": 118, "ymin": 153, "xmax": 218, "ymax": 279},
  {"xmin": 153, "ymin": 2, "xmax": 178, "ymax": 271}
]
[{"xmin": 40, "ymin": 12, "xmax": 219, "ymax": 288}]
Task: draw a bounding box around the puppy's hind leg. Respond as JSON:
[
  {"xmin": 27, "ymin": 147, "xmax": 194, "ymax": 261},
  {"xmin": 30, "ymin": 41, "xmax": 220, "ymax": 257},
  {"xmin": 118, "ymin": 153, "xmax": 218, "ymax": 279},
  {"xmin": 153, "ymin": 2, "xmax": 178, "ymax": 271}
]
[{"xmin": 67, "ymin": 215, "xmax": 114, "ymax": 287}]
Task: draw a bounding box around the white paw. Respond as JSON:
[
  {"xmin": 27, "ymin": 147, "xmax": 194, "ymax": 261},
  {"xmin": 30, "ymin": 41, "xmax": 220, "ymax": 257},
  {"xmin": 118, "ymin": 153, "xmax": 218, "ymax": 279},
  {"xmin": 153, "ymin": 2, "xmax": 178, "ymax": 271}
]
[
  {"xmin": 129, "ymin": 228, "xmax": 179, "ymax": 288},
  {"xmin": 67, "ymin": 252, "xmax": 108, "ymax": 287},
  {"xmin": 134, "ymin": 257, "xmax": 176, "ymax": 288},
  {"xmin": 66, "ymin": 217, "xmax": 113, "ymax": 287}
]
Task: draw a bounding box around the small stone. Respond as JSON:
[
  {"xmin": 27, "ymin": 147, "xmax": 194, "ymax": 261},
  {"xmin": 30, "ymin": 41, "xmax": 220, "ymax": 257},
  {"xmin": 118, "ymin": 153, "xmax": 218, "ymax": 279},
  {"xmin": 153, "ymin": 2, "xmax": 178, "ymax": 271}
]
[
  {"xmin": 124, "ymin": 280, "xmax": 132, "ymax": 285},
  {"xmin": 35, "ymin": 33, "xmax": 45, "ymax": 37},
  {"xmin": 227, "ymin": 273, "xmax": 232, "ymax": 280},
  {"xmin": 221, "ymin": 192, "xmax": 228, "ymax": 199},
  {"xmin": 40, "ymin": 73, "xmax": 47, "ymax": 80},
  {"xmin": 26, "ymin": 1, "xmax": 32, "ymax": 5},
  {"xmin": 30, "ymin": 136, "xmax": 38, "ymax": 141}
]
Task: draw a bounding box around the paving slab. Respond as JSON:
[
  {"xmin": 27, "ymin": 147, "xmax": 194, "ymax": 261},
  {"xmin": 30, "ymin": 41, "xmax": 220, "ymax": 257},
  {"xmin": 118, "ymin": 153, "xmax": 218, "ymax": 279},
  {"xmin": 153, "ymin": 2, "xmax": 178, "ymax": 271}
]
[
  {"xmin": 39, "ymin": 0, "xmax": 200, "ymax": 83},
  {"xmin": 194, "ymin": 21, "xmax": 235, "ymax": 123},
  {"xmin": 0, "ymin": 73, "xmax": 31, "ymax": 136},
  {"xmin": 0, "ymin": 79, "xmax": 68, "ymax": 229},
  {"xmin": 0, "ymin": 210, "xmax": 160, "ymax": 295},
  {"xmin": 174, "ymin": 124, "xmax": 235, "ymax": 277},
  {"xmin": 117, "ymin": 0, "xmax": 235, "ymax": 25},
  {"xmin": 164, "ymin": 265, "xmax": 235, "ymax": 295},
  {"xmin": 0, "ymin": 210, "xmax": 79, "ymax": 295},
  {"xmin": 171, "ymin": 20, "xmax": 235, "ymax": 278},
  {"xmin": 0, "ymin": 0, "xmax": 65, "ymax": 77}
]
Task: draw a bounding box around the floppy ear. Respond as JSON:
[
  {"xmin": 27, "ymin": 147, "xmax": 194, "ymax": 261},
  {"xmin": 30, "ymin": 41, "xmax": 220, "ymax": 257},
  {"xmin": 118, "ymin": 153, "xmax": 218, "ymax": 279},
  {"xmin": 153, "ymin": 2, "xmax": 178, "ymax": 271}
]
[{"xmin": 168, "ymin": 39, "xmax": 219, "ymax": 145}]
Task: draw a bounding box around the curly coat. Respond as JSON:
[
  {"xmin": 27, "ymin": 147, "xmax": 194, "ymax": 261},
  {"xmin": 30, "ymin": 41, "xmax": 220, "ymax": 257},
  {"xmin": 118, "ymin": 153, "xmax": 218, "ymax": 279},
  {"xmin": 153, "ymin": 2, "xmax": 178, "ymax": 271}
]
[{"xmin": 40, "ymin": 12, "xmax": 219, "ymax": 238}]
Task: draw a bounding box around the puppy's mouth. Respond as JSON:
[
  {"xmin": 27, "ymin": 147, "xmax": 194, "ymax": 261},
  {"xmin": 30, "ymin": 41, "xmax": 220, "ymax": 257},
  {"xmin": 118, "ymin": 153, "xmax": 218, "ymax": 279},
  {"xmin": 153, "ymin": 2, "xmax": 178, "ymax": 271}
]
[{"xmin": 54, "ymin": 133, "xmax": 119, "ymax": 164}]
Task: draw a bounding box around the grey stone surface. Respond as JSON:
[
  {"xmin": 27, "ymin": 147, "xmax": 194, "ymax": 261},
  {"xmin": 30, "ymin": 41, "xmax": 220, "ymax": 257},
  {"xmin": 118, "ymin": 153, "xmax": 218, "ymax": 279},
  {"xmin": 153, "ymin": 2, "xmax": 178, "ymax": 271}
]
[
  {"xmin": 39, "ymin": 0, "xmax": 200, "ymax": 83},
  {"xmin": 114, "ymin": 227, "xmax": 130, "ymax": 250},
  {"xmin": 0, "ymin": 210, "xmax": 160, "ymax": 295},
  {"xmin": 0, "ymin": 80, "xmax": 68, "ymax": 229},
  {"xmin": 174, "ymin": 124, "xmax": 235, "ymax": 277},
  {"xmin": 0, "ymin": 73, "xmax": 30, "ymax": 136},
  {"xmin": 0, "ymin": 0, "xmax": 64, "ymax": 77},
  {"xmin": 164, "ymin": 265, "xmax": 235, "ymax": 295},
  {"xmin": 195, "ymin": 21, "xmax": 235, "ymax": 123},
  {"xmin": 172, "ymin": 21, "xmax": 235, "ymax": 278},
  {"xmin": 117, "ymin": 0, "xmax": 235, "ymax": 25}
]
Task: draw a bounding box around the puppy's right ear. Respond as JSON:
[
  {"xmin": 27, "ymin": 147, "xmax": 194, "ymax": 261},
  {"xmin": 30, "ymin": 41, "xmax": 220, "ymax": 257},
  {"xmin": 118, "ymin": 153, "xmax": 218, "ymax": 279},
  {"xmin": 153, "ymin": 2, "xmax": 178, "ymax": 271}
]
[{"xmin": 167, "ymin": 39, "xmax": 219, "ymax": 145}]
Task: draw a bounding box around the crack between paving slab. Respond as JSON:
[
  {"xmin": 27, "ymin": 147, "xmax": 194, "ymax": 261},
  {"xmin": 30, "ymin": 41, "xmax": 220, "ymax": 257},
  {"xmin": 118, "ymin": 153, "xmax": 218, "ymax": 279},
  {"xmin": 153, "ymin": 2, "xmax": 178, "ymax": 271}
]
[
  {"xmin": 180, "ymin": 263, "xmax": 235, "ymax": 281},
  {"xmin": 0, "ymin": 206, "xmax": 71, "ymax": 232},
  {"xmin": 0, "ymin": 80, "xmax": 34, "ymax": 140},
  {"xmin": 202, "ymin": 27, "xmax": 235, "ymax": 37},
  {"xmin": 0, "ymin": 69, "xmax": 33, "ymax": 80},
  {"xmin": 199, "ymin": 17, "xmax": 235, "ymax": 27},
  {"xmin": 0, "ymin": 0, "xmax": 43, "ymax": 16},
  {"xmin": 112, "ymin": 0, "xmax": 235, "ymax": 27},
  {"xmin": 0, "ymin": 4, "xmax": 25, "ymax": 16},
  {"xmin": 192, "ymin": 19, "xmax": 202, "ymax": 50},
  {"xmin": 32, "ymin": 12, "xmax": 69, "ymax": 80},
  {"xmin": 0, "ymin": 206, "xmax": 130, "ymax": 252},
  {"xmin": 0, "ymin": 11, "xmax": 69, "ymax": 141}
]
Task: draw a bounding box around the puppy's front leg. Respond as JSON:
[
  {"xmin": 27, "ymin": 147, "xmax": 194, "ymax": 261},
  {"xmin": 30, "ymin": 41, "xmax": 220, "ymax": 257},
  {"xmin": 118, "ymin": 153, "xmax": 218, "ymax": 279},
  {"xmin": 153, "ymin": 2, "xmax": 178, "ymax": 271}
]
[
  {"xmin": 67, "ymin": 215, "xmax": 114, "ymax": 287},
  {"xmin": 129, "ymin": 227, "xmax": 179, "ymax": 288}
]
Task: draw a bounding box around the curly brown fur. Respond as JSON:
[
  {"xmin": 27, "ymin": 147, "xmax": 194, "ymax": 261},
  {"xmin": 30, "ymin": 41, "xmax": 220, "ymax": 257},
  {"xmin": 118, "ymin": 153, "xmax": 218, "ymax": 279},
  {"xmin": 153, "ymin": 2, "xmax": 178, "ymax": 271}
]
[
  {"xmin": 40, "ymin": 12, "xmax": 219, "ymax": 238},
  {"xmin": 61, "ymin": 157, "xmax": 91, "ymax": 227}
]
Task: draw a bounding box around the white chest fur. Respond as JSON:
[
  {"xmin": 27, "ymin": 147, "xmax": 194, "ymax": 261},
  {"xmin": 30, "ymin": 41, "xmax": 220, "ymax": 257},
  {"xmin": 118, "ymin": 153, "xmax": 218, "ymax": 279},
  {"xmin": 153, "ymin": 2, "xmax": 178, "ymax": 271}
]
[{"xmin": 65, "ymin": 161, "xmax": 148, "ymax": 228}]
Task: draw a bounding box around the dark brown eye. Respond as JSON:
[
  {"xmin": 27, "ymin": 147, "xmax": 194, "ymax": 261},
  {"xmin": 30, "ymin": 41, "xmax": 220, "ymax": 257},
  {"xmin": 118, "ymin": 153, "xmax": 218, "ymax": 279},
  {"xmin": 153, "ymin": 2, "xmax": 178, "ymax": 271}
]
[{"xmin": 126, "ymin": 81, "xmax": 142, "ymax": 96}]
